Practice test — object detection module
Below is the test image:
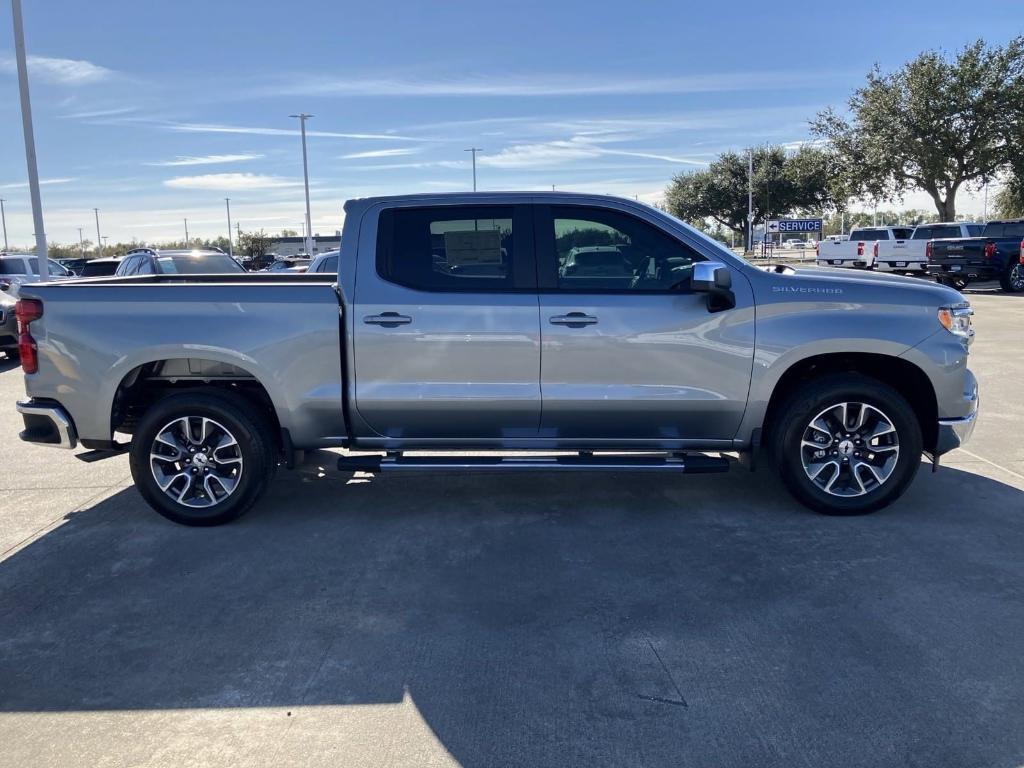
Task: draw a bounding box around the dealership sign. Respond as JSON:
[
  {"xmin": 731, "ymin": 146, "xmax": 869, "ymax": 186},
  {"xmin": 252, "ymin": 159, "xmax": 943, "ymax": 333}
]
[{"xmin": 767, "ymin": 218, "xmax": 823, "ymax": 233}]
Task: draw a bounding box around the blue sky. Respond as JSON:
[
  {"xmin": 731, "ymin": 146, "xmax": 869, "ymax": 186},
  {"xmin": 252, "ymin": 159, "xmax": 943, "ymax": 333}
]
[{"xmin": 1, "ymin": 0, "xmax": 1021, "ymax": 245}]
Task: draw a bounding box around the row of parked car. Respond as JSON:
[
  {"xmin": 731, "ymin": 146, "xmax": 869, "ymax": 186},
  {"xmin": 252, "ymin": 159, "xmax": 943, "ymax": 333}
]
[{"xmin": 814, "ymin": 218, "xmax": 1024, "ymax": 292}]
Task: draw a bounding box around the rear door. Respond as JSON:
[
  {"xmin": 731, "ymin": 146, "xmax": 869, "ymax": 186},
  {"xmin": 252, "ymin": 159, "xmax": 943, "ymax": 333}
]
[
  {"xmin": 353, "ymin": 203, "xmax": 541, "ymax": 440},
  {"xmin": 535, "ymin": 203, "xmax": 755, "ymax": 442}
]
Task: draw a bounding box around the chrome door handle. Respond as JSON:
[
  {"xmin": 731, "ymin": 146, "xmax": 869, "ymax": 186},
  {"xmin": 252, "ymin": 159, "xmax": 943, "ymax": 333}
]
[
  {"xmin": 363, "ymin": 312, "xmax": 412, "ymax": 327},
  {"xmin": 549, "ymin": 312, "xmax": 598, "ymax": 327}
]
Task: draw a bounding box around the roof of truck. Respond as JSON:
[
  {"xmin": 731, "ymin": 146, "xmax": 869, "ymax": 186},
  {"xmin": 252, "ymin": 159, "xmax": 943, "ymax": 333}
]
[{"xmin": 344, "ymin": 191, "xmax": 642, "ymax": 210}]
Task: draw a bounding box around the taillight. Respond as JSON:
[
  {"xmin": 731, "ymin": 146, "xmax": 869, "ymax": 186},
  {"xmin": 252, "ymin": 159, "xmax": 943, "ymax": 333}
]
[
  {"xmin": 983, "ymin": 242, "xmax": 996, "ymax": 259},
  {"xmin": 926, "ymin": 241, "xmax": 933, "ymax": 259},
  {"xmin": 1019, "ymin": 239, "xmax": 1023, "ymax": 264},
  {"xmin": 872, "ymin": 242, "xmax": 879, "ymax": 258},
  {"xmin": 857, "ymin": 242, "xmax": 864, "ymax": 256},
  {"xmin": 14, "ymin": 298, "xmax": 43, "ymax": 374}
]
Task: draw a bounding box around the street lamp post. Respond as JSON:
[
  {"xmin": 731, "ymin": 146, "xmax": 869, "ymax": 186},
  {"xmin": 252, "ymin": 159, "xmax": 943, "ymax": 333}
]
[
  {"xmin": 464, "ymin": 148, "xmax": 482, "ymax": 192},
  {"xmin": 289, "ymin": 113, "xmax": 314, "ymax": 256},
  {"xmin": 225, "ymin": 198, "xmax": 233, "ymax": 257},
  {"xmin": 184, "ymin": 218, "xmax": 189, "ymax": 247},
  {"xmin": 0, "ymin": 198, "xmax": 7, "ymax": 251},
  {"xmin": 94, "ymin": 208, "xmax": 102, "ymax": 257},
  {"xmin": 11, "ymin": 0, "xmax": 48, "ymax": 280},
  {"xmin": 77, "ymin": 227, "xmax": 84, "ymax": 257}
]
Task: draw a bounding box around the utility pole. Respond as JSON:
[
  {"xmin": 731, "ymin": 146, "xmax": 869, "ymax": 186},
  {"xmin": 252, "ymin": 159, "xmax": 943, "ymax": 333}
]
[
  {"xmin": 983, "ymin": 183, "xmax": 988, "ymax": 222},
  {"xmin": 465, "ymin": 148, "xmax": 482, "ymax": 192},
  {"xmin": 77, "ymin": 227, "xmax": 84, "ymax": 257},
  {"xmin": 94, "ymin": 208, "xmax": 102, "ymax": 256},
  {"xmin": 747, "ymin": 150, "xmax": 753, "ymax": 253},
  {"xmin": 184, "ymin": 218, "xmax": 189, "ymax": 246},
  {"xmin": 11, "ymin": 0, "xmax": 48, "ymax": 280},
  {"xmin": 289, "ymin": 113, "xmax": 314, "ymax": 256},
  {"xmin": 225, "ymin": 198, "xmax": 233, "ymax": 257},
  {"xmin": 0, "ymin": 198, "xmax": 7, "ymax": 251}
]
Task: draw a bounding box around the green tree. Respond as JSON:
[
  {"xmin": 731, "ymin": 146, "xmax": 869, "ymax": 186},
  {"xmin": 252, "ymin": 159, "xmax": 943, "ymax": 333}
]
[
  {"xmin": 664, "ymin": 144, "xmax": 837, "ymax": 250},
  {"xmin": 237, "ymin": 229, "xmax": 272, "ymax": 258},
  {"xmin": 280, "ymin": 228, "xmax": 299, "ymax": 237},
  {"xmin": 813, "ymin": 37, "xmax": 1024, "ymax": 221}
]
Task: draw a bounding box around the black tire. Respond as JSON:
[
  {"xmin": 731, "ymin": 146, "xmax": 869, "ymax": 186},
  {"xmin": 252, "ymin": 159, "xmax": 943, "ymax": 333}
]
[
  {"xmin": 129, "ymin": 391, "xmax": 278, "ymax": 526},
  {"xmin": 999, "ymin": 262, "xmax": 1024, "ymax": 293},
  {"xmin": 770, "ymin": 374, "xmax": 923, "ymax": 516}
]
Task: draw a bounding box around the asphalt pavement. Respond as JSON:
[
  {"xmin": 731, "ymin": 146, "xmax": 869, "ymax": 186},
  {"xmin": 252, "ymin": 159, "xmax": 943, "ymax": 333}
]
[{"xmin": 0, "ymin": 287, "xmax": 1022, "ymax": 768}]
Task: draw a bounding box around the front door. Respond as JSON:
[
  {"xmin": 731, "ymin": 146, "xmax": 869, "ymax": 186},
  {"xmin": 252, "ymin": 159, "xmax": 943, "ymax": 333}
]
[
  {"xmin": 536, "ymin": 204, "xmax": 755, "ymax": 442},
  {"xmin": 353, "ymin": 204, "xmax": 540, "ymax": 440}
]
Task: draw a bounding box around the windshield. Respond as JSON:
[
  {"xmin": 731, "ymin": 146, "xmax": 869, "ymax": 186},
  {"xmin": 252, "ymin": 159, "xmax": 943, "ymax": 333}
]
[{"xmin": 156, "ymin": 254, "xmax": 245, "ymax": 274}]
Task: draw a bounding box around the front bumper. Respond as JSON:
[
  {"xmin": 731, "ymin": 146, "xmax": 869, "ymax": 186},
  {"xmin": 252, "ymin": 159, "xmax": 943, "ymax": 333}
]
[
  {"xmin": 16, "ymin": 400, "xmax": 78, "ymax": 449},
  {"xmin": 934, "ymin": 371, "xmax": 979, "ymax": 456}
]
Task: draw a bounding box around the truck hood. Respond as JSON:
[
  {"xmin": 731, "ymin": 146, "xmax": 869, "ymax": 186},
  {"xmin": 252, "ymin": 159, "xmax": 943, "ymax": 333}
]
[{"xmin": 761, "ymin": 264, "xmax": 964, "ymax": 305}]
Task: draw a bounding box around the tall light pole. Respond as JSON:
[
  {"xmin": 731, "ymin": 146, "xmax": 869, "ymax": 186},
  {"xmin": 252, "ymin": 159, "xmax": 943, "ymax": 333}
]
[
  {"xmin": 94, "ymin": 208, "xmax": 102, "ymax": 256},
  {"xmin": 464, "ymin": 148, "xmax": 482, "ymax": 192},
  {"xmin": 747, "ymin": 150, "xmax": 753, "ymax": 253},
  {"xmin": 225, "ymin": 198, "xmax": 233, "ymax": 257},
  {"xmin": 77, "ymin": 227, "xmax": 84, "ymax": 257},
  {"xmin": 184, "ymin": 218, "xmax": 189, "ymax": 246},
  {"xmin": 0, "ymin": 198, "xmax": 7, "ymax": 252},
  {"xmin": 11, "ymin": 0, "xmax": 47, "ymax": 280},
  {"xmin": 289, "ymin": 113, "xmax": 314, "ymax": 256}
]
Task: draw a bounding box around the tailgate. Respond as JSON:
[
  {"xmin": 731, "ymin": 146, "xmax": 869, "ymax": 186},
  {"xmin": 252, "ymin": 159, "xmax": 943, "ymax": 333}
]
[{"xmin": 931, "ymin": 239, "xmax": 985, "ymax": 261}]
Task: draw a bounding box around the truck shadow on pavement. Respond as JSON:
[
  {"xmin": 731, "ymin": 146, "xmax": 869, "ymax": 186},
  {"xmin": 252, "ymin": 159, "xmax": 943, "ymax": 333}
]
[{"xmin": 1, "ymin": 460, "xmax": 1023, "ymax": 767}]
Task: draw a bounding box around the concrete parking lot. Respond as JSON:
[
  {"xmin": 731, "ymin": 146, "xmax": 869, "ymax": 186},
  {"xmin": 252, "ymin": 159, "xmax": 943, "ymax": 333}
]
[{"xmin": 0, "ymin": 288, "xmax": 1022, "ymax": 768}]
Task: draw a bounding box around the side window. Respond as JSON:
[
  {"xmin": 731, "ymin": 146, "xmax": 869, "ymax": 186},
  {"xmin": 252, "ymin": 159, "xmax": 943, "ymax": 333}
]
[
  {"xmin": 967, "ymin": 225, "xmax": 983, "ymax": 237},
  {"xmin": 892, "ymin": 228, "xmax": 913, "ymax": 240},
  {"xmin": 377, "ymin": 206, "xmax": 516, "ymax": 291},
  {"xmin": 0, "ymin": 258, "xmax": 28, "ymax": 275},
  {"xmin": 136, "ymin": 257, "xmax": 156, "ymax": 275},
  {"xmin": 912, "ymin": 227, "xmax": 932, "ymax": 240},
  {"xmin": 318, "ymin": 254, "xmax": 338, "ymax": 273},
  {"xmin": 549, "ymin": 206, "xmax": 703, "ymax": 292}
]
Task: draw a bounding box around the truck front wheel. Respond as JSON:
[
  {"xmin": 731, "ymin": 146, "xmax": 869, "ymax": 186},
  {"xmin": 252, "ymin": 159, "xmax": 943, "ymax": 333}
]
[
  {"xmin": 129, "ymin": 391, "xmax": 277, "ymax": 526},
  {"xmin": 771, "ymin": 374, "xmax": 923, "ymax": 515}
]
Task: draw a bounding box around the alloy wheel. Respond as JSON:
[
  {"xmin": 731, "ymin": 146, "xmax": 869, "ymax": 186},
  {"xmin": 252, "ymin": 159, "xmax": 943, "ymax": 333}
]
[
  {"xmin": 800, "ymin": 402, "xmax": 900, "ymax": 498},
  {"xmin": 149, "ymin": 416, "xmax": 244, "ymax": 508}
]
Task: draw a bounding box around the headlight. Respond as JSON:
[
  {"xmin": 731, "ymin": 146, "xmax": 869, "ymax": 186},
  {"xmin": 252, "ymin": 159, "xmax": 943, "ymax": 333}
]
[{"xmin": 937, "ymin": 304, "xmax": 973, "ymax": 340}]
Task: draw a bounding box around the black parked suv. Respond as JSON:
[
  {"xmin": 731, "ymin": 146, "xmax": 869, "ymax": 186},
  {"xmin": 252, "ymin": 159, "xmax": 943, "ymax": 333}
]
[{"xmin": 926, "ymin": 218, "xmax": 1024, "ymax": 292}]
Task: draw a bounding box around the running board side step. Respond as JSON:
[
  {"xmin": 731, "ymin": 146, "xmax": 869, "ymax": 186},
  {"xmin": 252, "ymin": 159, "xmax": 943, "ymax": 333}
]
[{"xmin": 337, "ymin": 453, "xmax": 730, "ymax": 474}]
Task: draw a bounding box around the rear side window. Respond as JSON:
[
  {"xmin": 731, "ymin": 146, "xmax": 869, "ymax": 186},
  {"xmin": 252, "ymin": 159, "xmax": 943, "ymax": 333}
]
[
  {"xmin": 967, "ymin": 225, "xmax": 983, "ymax": 237},
  {"xmin": 0, "ymin": 257, "xmax": 28, "ymax": 275},
  {"xmin": 377, "ymin": 206, "xmax": 518, "ymax": 291},
  {"xmin": 891, "ymin": 228, "xmax": 913, "ymax": 240},
  {"xmin": 1003, "ymin": 222, "xmax": 1024, "ymax": 238},
  {"xmin": 912, "ymin": 227, "xmax": 932, "ymax": 240},
  {"xmin": 316, "ymin": 254, "xmax": 338, "ymax": 273},
  {"xmin": 929, "ymin": 225, "xmax": 961, "ymax": 239},
  {"xmin": 156, "ymin": 254, "xmax": 243, "ymax": 274}
]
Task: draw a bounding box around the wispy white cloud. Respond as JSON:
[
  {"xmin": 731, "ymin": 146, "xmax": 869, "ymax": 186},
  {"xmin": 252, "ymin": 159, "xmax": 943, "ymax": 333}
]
[
  {"xmin": 339, "ymin": 147, "xmax": 420, "ymax": 160},
  {"xmin": 0, "ymin": 55, "xmax": 113, "ymax": 85},
  {"xmin": 61, "ymin": 106, "xmax": 138, "ymax": 120},
  {"xmin": 0, "ymin": 177, "xmax": 77, "ymax": 190},
  {"xmin": 166, "ymin": 121, "xmax": 420, "ymax": 141},
  {"xmin": 479, "ymin": 136, "xmax": 705, "ymax": 169},
  {"xmin": 147, "ymin": 154, "xmax": 264, "ymax": 167},
  {"xmin": 260, "ymin": 70, "xmax": 848, "ymax": 98},
  {"xmin": 163, "ymin": 173, "xmax": 303, "ymax": 191}
]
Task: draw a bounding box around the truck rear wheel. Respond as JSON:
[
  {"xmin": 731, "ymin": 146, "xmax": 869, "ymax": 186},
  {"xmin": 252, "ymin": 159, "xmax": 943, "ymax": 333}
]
[
  {"xmin": 1000, "ymin": 262, "xmax": 1024, "ymax": 293},
  {"xmin": 770, "ymin": 374, "xmax": 923, "ymax": 515},
  {"xmin": 129, "ymin": 391, "xmax": 277, "ymax": 526}
]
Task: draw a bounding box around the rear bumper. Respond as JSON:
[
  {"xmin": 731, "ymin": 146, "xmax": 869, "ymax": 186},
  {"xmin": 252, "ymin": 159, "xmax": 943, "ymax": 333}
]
[
  {"xmin": 926, "ymin": 261, "xmax": 1000, "ymax": 280},
  {"xmin": 876, "ymin": 261, "xmax": 925, "ymax": 272},
  {"xmin": 16, "ymin": 400, "xmax": 78, "ymax": 449}
]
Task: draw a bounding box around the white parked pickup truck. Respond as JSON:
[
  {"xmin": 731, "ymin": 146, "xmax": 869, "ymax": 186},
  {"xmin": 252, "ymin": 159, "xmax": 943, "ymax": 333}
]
[
  {"xmin": 815, "ymin": 226, "xmax": 914, "ymax": 269},
  {"xmin": 874, "ymin": 222, "xmax": 984, "ymax": 273}
]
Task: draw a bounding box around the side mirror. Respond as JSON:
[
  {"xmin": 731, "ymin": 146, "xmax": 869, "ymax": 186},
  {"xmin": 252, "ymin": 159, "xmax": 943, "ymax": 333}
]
[{"xmin": 691, "ymin": 261, "xmax": 735, "ymax": 312}]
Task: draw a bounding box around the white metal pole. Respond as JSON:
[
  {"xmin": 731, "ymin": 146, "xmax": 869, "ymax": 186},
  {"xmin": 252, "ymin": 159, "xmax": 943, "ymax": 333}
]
[
  {"xmin": 983, "ymin": 183, "xmax": 988, "ymax": 222},
  {"xmin": 184, "ymin": 218, "xmax": 189, "ymax": 246},
  {"xmin": 225, "ymin": 198, "xmax": 233, "ymax": 257},
  {"xmin": 747, "ymin": 150, "xmax": 753, "ymax": 253},
  {"xmin": 11, "ymin": 0, "xmax": 47, "ymax": 280},
  {"xmin": 94, "ymin": 208, "xmax": 102, "ymax": 256},
  {"xmin": 77, "ymin": 227, "xmax": 84, "ymax": 257},
  {"xmin": 465, "ymin": 148, "xmax": 482, "ymax": 192},
  {"xmin": 290, "ymin": 113, "xmax": 314, "ymax": 256},
  {"xmin": 0, "ymin": 198, "xmax": 7, "ymax": 251}
]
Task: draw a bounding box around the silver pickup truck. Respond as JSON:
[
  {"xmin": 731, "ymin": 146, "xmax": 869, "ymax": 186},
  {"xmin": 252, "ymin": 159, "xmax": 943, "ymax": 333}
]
[{"xmin": 13, "ymin": 193, "xmax": 978, "ymax": 525}]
